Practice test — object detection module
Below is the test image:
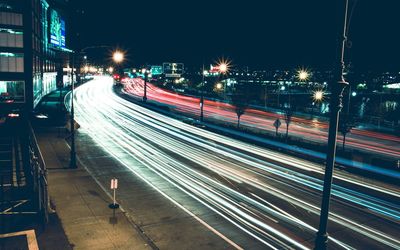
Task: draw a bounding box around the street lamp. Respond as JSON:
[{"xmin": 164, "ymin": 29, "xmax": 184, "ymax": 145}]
[
  {"xmin": 219, "ymin": 63, "xmax": 228, "ymax": 74},
  {"xmin": 68, "ymin": 46, "xmax": 121, "ymax": 169},
  {"xmin": 312, "ymin": 90, "xmax": 325, "ymax": 116},
  {"xmin": 315, "ymin": 0, "xmax": 349, "ymax": 249},
  {"xmin": 313, "ymin": 90, "xmax": 325, "ymax": 102},
  {"xmin": 217, "ymin": 59, "xmax": 230, "ymax": 75},
  {"xmin": 69, "ymin": 53, "xmax": 77, "ymax": 168},
  {"xmin": 200, "ymin": 65, "xmax": 206, "ymax": 122},
  {"xmin": 217, "ymin": 59, "xmax": 230, "ymax": 99},
  {"xmin": 142, "ymin": 68, "xmax": 149, "ymax": 102},
  {"xmin": 297, "ymin": 69, "xmax": 310, "ymax": 82},
  {"xmin": 113, "ymin": 51, "xmax": 124, "ymax": 63}
]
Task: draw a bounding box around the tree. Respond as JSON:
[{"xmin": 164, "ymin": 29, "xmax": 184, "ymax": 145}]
[
  {"xmin": 338, "ymin": 113, "xmax": 355, "ymax": 150},
  {"xmin": 230, "ymin": 85, "xmax": 249, "ymax": 129},
  {"xmin": 283, "ymin": 107, "xmax": 294, "ymax": 141}
]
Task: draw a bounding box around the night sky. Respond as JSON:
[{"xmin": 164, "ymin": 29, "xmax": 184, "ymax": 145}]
[{"xmin": 70, "ymin": 0, "xmax": 400, "ymax": 71}]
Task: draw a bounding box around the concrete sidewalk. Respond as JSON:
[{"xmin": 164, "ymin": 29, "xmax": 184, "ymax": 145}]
[{"xmin": 35, "ymin": 127, "xmax": 153, "ymax": 250}]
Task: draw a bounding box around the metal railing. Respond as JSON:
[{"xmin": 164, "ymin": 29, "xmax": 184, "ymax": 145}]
[{"xmin": 27, "ymin": 122, "xmax": 49, "ymax": 224}]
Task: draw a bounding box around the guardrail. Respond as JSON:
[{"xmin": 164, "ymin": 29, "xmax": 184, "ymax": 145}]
[{"xmin": 27, "ymin": 122, "xmax": 49, "ymax": 225}]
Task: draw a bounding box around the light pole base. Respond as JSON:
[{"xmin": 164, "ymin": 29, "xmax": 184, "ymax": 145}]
[
  {"xmin": 70, "ymin": 154, "xmax": 77, "ymax": 169},
  {"xmin": 109, "ymin": 203, "xmax": 120, "ymax": 209},
  {"xmin": 314, "ymin": 232, "xmax": 328, "ymax": 250},
  {"xmin": 143, "ymin": 96, "xmax": 147, "ymax": 102}
]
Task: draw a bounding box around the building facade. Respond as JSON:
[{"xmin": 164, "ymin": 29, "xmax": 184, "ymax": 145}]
[{"xmin": 0, "ymin": 0, "xmax": 70, "ymax": 115}]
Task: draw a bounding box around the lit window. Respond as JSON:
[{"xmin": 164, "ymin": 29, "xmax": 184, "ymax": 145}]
[
  {"xmin": 0, "ymin": 28, "xmax": 23, "ymax": 47},
  {"xmin": 0, "ymin": 12, "xmax": 22, "ymax": 26},
  {"xmin": 0, "ymin": 80, "xmax": 25, "ymax": 103},
  {"xmin": 0, "ymin": 52, "xmax": 24, "ymax": 72}
]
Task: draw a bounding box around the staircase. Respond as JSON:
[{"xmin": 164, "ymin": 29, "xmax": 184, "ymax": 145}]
[{"xmin": 0, "ymin": 122, "xmax": 37, "ymax": 234}]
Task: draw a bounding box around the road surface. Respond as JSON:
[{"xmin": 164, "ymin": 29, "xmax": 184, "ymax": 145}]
[{"xmin": 71, "ymin": 77, "xmax": 400, "ymax": 249}]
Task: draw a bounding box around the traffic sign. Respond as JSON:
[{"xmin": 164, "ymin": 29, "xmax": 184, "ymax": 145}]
[
  {"xmin": 273, "ymin": 118, "xmax": 281, "ymax": 129},
  {"xmin": 273, "ymin": 118, "xmax": 281, "ymax": 136},
  {"xmin": 110, "ymin": 178, "xmax": 118, "ymax": 189}
]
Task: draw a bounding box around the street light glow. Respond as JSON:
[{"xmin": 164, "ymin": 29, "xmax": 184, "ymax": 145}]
[
  {"xmin": 219, "ymin": 63, "xmax": 228, "ymax": 73},
  {"xmin": 113, "ymin": 51, "xmax": 124, "ymax": 63},
  {"xmin": 313, "ymin": 90, "xmax": 325, "ymax": 102},
  {"xmin": 217, "ymin": 58, "xmax": 231, "ymax": 74},
  {"xmin": 298, "ymin": 69, "xmax": 309, "ymax": 81}
]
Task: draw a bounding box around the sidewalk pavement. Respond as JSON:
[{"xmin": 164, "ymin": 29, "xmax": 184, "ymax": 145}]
[{"xmin": 35, "ymin": 127, "xmax": 153, "ymax": 250}]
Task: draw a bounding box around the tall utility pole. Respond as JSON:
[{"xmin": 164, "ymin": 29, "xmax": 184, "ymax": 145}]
[
  {"xmin": 70, "ymin": 53, "xmax": 77, "ymax": 169},
  {"xmin": 143, "ymin": 69, "xmax": 148, "ymax": 102},
  {"xmin": 200, "ymin": 64, "xmax": 205, "ymax": 122},
  {"xmin": 314, "ymin": 0, "xmax": 349, "ymax": 249}
]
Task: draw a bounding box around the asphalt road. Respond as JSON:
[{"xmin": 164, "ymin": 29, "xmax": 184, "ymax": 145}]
[{"xmin": 70, "ymin": 76, "xmax": 400, "ymax": 249}]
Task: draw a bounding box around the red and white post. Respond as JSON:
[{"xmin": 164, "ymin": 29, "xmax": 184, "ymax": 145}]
[{"xmin": 109, "ymin": 178, "xmax": 119, "ymax": 209}]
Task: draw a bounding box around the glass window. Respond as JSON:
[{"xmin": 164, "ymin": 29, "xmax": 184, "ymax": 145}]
[
  {"xmin": 0, "ymin": 12, "xmax": 22, "ymax": 26},
  {"xmin": 0, "ymin": 80, "xmax": 25, "ymax": 103},
  {"xmin": 0, "ymin": 52, "xmax": 24, "ymax": 72},
  {"xmin": 0, "ymin": 28, "xmax": 23, "ymax": 47}
]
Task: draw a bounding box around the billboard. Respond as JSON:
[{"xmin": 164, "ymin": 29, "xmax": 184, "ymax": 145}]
[
  {"xmin": 49, "ymin": 9, "xmax": 66, "ymax": 48},
  {"xmin": 163, "ymin": 63, "xmax": 184, "ymax": 78}
]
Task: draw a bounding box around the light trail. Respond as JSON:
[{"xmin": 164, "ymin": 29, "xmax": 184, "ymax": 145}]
[
  {"xmin": 123, "ymin": 78, "xmax": 400, "ymax": 159},
  {"xmin": 70, "ymin": 77, "xmax": 400, "ymax": 249}
]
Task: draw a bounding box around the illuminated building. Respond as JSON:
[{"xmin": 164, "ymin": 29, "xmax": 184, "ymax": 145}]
[{"xmin": 0, "ymin": 0, "xmax": 71, "ymax": 115}]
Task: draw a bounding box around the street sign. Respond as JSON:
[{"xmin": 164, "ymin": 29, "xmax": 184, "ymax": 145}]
[
  {"xmin": 110, "ymin": 178, "xmax": 118, "ymax": 189},
  {"xmin": 273, "ymin": 118, "xmax": 281, "ymax": 129},
  {"xmin": 163, "ymin": 62, "xmax": 184, "ymax": 78},
  {"xmin": 165, "ymin": 73, "xmax": 181, "ymax": 78},
  {"xmin": 151, "ymin": 66, "xmax": 163, "ymax": 75},
  {"xmin": 273, "ymin": 118, "xmax": 281, "ymax": 136}
]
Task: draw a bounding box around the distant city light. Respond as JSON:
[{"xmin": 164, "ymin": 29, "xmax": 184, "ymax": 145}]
[
  {"xmin": 280, "ymin": 86, "xmax": 286, "ymax": 91},
  {"xmin": 351, "ymin": 91, "xmax": 357, "ymax": 97},
  {"xmin": 108, "ymin": 67, "xmax": 114, "ymax": 73},
  {"xmin": 216, "ymin": 82, "xmax": 223, "ymax": 89}
]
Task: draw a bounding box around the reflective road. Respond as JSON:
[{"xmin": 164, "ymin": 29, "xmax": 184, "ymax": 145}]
[{"xmin": 72, "ymin": 77, "xmax": 400, "ymax": 249}]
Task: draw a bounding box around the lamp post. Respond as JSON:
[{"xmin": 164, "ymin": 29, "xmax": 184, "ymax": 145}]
[
  {"xmin": 68, "ymin": 46, "xmax": 120, "ymax": 169},
  {"xmin": 314, "ymin": 0, "xmax": 349, "ymax": 249},
  {"xmin": 312, "ymin": 90, "xmax": 325, "ymax": 116},
  {"xmin": 200, "ymin": 64, "xmax": 205, "ymax": 122},
  {"xmin": 217, "ymin": 61, "xmax": 229, "ymax": 100},
  {"xmin": 142, "ymin": 68, "xmax": 148, "ymax": 102},
  {"xmin": 69, "ymin": 53, "xmax": 77, "ymax": 168},
  {"xmin": 69, "ymin": 47, "xmax": 122, "ymax": 169},
  {"xmin": 112, "ymin": 51, "xmax": 124, "ymax": 64}
]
